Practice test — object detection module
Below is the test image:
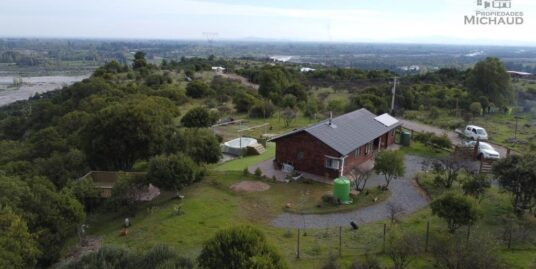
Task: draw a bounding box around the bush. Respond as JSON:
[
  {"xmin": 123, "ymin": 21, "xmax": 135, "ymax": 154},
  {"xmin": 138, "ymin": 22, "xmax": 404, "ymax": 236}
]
[
  {"xmin": 414, "ymin": 132, "xmax": 451, "ymax": 149},
  {"xmin": 249, "ymin": 101, "xmax": 275, "ymax": 118},
  {"xmin": 186, "ymin": 80, "xmax": 212, "ymax": 98},
  {"xmin": 254, "ymin": 167, "xmax": 262, "ymax": 177},
  {"xmin": 429, "ymin": 107, "xmax": 440, "ymax": 119},
  {"xmin": 181, "ymin": 107, "xmax": 217, "ymax": 128},
  {"xmin": 197, "ymin": 226, "xmax": 288, "ymax": 269},
  {"xmin": 321, "ymin": 193, "xmax": 338, "ymax": 205}
]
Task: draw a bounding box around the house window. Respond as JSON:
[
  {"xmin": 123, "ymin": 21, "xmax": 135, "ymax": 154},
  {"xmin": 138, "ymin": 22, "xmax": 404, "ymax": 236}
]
[
  {"xmin": 354, "ymin": 147, "xmax": 361, "ymax": 157},
  {"xmin": 365, "ymin": 142, "xmax": 373, "ymax": 155},
  {"xmin": 325, "ymin": 157, "xmax": 341, "ymax": 170},
  {"xmin": 297, "ymin": 151, "xmax": 304, "ymax": 160}
]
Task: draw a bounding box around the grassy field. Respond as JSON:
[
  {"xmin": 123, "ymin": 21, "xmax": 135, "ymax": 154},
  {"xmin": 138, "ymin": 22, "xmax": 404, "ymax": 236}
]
[{"xmin": 86, "ymin": 168, "xmax": 536, "ymax": 269}]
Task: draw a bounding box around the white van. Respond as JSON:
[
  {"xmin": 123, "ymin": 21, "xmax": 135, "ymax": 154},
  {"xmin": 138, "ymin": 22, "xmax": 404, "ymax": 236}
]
[{"xmin": 463, "ymin": 125, "xmax": 488, "ymax": 141}]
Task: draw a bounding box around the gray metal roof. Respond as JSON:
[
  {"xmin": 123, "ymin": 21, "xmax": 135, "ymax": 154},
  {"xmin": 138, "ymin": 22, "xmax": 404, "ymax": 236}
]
[{"xmin": 271, "ymin": 109, "xmax": 401, "ymax": 155}]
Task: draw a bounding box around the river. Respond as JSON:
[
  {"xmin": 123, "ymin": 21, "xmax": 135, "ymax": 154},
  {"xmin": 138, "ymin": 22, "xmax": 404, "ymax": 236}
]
[{"xmin": 0, "ymin": 75, "xmax": 89, "ymax": 106}]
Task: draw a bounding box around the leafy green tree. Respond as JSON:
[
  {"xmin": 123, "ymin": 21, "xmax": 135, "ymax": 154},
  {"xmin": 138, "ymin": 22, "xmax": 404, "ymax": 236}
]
[
  {"xmin": 133, "ymin": 51, "xmax": 147, "ymax": 69},
  {"xmin": 198, "ymin": 226, "xmax": 288, "ymax": 269},
  {"xmin": 374, "ymin": 151, "xmax": 405, "ymax": 189},
  {"xmin": 430, "ymin": 233, "xmax": 503, "ymax": 269},
  {"xmin": 249, "ymin": 101, "xmax": 276, "ymax": 119},
  {"xmin": 258, "ymin": 66, "xmax": 293, "ymax": 99},
  {"xmin": 147, "ymin": 153, "xmax": 201, "ymax": 196},
  {"xmin": 386, "ymin": 228, "xmax": 421, "ymax": 269},
  {"xmin": 183, "ymin": 128, "xmax": 221, "ymax": 164},
  {"xmin": 233, "ymin": 91, "xmax": 258, "ymax": 113},
  {"xmin": 493, "ymin": 154, "xmax": 536, "ymax": 216},
  {"xmin": 283, "ymin": 83, "xmax": 307, "ymax": 101},
  {"xmin": 462, "ymin": 174, "xmax": 491, "ymax": 202},
  {"xmin": 431, "ymin": 192, "xmax": 480, "ymax": 233},
  {"xmin": 281, "ymin": 94, "xmax": 297, "ymax": 109},
  {"xmin": 349, "ymin": 93, "xmax": 389, "ymax": 114},
  {"xmin": 304, "ymin": 97, "xmax": 319, "ymax": 119},
  {"xmin": 281, "ymin": 107, "xmax": 297, "ymax": 128},
  {"xmin": 0, "ymin": 206, "xmax": 40, "ymax": 269},
  {"xmin": 181, "ymin": 107, "xmax": 216, "ymax": 128},
  {"xmin": 34, "ymin": 149, "xmax": 89, "ymax": 188},
  {"xmin": 186, "ymin": 80, "xmax": 212, "ymax": 98},
  {"xmin": 82, "ymin": 97, "xmax": 178, "ymax": 170},
  {"xmin": 465, "ymin": 57, "xmax": 513, "ymax": 106},
  {"xmin": 109, "ymin": 173, "xmax": 149, "ymax": 214},
  {"xmin": 327, "ymin": 99, "xmax": 345, "ymax": 114},
  {"xmin": 0, "ymin": 176, "xmax": 85, "ymax": 266},
  {"xmin": 28, "ymin": 127, "xmax": 68, "ymax": 158}
]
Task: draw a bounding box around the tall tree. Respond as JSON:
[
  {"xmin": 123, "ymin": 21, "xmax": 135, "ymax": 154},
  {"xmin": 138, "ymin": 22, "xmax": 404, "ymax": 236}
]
[
  {"xmin": 146, "ymin": 153, "xmax": 202, "ymax": 196},
  {"xmin": 465, "ymin": 57, "xmax": 513, "ymax": 106},
  {"xmin": 0, "ymin": 206, "xmax": 40, "ymax": 269},
  {"xmin": 181, "ymin": 107, "xmax": 216, "ymax": 128},
  {"xmin": 133, "ymin": 51, "xmax": 147, "ymax": 69},
  {"xmin": 493, "ymin": 154, "xmax": 536, "ymax": 216}
]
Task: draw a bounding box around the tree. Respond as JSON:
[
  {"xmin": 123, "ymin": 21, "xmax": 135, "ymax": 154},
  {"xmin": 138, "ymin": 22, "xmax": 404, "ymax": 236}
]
[
  {"xmin": 109, "ymin": 173, "xmax": 149, "ymax": 215},
  {"xmin": 181, "ymin": 107, "xmax": 216, "ymax": 128},
  {"xmin": 281, "ymin": 94, "xmax": 297, "ymax": 109},
  {"xmin": 0, "ymin": 176, "xmax": 85, "ymax": 266},
  {"xmin": 374, "ymin": 151, "xmax": 405, "ymax": 189},
  {"xmin": 133, "ymin": 51, "xmax": 147, "ymax": 69},
  {"xmin": 431, "ymin": 192, "xmax": 480, "ymax": 233},
  {"xmin": 0, "ymin": 206, "xmax": 40, "ymax": 269},
  {"xmin": 465, "ymin": 57, "xmax": 513, "ymax": 106},
  {"xmin": 430, "ymin": 151, "xmax": 466, "ymax": 189},
  {"xmin": 349, "ymin": 165, "xmax": 371, "ymax": 191},
  {"xmin": 82, "ymin": 97, "xmax": 178, "ymax": 170},
  {"xmin": 283, "ymin": 83, "xmax": 307, "ymax": 101},
  {"xmin": 233, "ymin": 91, "xmax": 258, "ymax": 113},
  {"xmin": 197, "ymin": 226, "xmax": 288, "ymax": 269},
  {"xmin": 462, "ymin": 173, "xmax": 491, "ymax": 202},
  {"xmin": 304, "ymin": 97, "xmax": 319, "ymax": 119},
  {"xmin": 183, "ymin": 128, "xmax": 222, "ymax": 164},
  {"xmin": 146, "ymin": 153, "xmax": 202, "ymax": 196},
  {"xmin": 469, "ymin": 102, "xmax": 482, "ymax": 116},
  {"xmin": 249, "ymin": 101, "xmax": 275, "ymax": 119},
  {"xmin": 492, "ymin": 154, "xmax": 536, "ymax": 216},
  {"xmin": 258, "ymin": 66, "xmax": 293, "ymax": 99},
  {"xmin": 186, "ymin": 80, "xmax": 212, "ymax": 98},
  {"xmin": 281, "ymin": 107, "xmax": 297, "ymax": 128}
]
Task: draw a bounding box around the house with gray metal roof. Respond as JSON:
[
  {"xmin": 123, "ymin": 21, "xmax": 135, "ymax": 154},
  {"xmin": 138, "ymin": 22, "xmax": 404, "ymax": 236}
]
[{"xmin": 270, "ymin": 108, "xmax": 401, "ymax": 180}]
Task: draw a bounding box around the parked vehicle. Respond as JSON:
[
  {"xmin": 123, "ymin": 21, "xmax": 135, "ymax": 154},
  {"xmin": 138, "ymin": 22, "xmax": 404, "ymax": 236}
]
[
  {"xmin": 463, "ymin": 141, "xmax": 500, "ymax": 160},
  {"xmin": 455, "ymin": 125, "xmax": 488, "ymax": 141}
]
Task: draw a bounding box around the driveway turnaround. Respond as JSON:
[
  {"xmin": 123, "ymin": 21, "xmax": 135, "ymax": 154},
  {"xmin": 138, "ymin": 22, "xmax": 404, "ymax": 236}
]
[{"xmin": 271, "ymin": 155, "xmax": 430, "ymax": 229}]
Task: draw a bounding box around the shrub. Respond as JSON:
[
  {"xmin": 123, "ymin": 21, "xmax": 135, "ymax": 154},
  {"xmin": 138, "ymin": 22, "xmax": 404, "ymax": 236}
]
[
  {"xmin": 431, "ymin": 192, "xmax": 481, "ymax": 233},
  {"xmin": 249, "ymin": 101, "xmax": 275, "ymax": 118},
  {"xmin": 429, "ymin": 107, "xmax": 440, "ymax": 119},
  {"xmin": 469, "ymin": 102, "xmax": 482, "ymax": 116},
  {"xmin": 197, "ymin": 226, "xmax": 288, "ymax": 269},
  {"xmin": 254, "ymin": 167, "xmax": 262, "ymax": 177}
]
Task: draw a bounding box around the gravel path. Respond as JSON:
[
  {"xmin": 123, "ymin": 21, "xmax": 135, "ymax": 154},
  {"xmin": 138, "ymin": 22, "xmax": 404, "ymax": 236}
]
[{"xmin": 271, "ymin": 155, "xmax": 430, "ymax": 228}]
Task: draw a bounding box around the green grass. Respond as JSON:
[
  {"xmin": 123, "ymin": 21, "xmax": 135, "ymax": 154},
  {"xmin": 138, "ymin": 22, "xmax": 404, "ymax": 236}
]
[
  {"xmin": 214, "ymin": 142, "xmax": 275, "ymax": 171},
  {"xmin": 398, "ymin": 141, "xmax": 449, "ymax": 158},
  {"xmin": 285, "ymin": 188, "xmax": 390, "ymax": 215},
  {"xmin": 86, "ymin": 168, "xmax": 536, "ymax": 269}
]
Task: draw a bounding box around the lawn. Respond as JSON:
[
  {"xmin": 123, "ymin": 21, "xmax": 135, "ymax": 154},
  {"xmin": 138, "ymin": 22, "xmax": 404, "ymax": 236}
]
[
  {"xmin": 398, "ymin": 141, "xmax": 449, "ymax": 159},
  {"xmin": 86, "ymin": 166, "xmax": 536, "ymax": 269}
]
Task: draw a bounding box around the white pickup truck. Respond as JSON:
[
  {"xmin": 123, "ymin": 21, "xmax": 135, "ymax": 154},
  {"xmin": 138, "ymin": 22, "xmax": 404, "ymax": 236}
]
[{"xmin": 455, "ymin": 125, "xmax": 489, "ymax": 141}]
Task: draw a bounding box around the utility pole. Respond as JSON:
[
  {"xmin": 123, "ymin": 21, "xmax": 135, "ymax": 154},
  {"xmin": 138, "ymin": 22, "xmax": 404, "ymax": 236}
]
[{"xmin": 390, "ymin": 77, "xmax": 399, "ymax": 115}]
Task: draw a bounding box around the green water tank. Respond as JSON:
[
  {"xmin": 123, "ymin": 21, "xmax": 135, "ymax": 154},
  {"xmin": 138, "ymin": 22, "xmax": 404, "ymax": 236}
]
[
  {"xmin": 333, "ymin": 177, "xmax": 351, "ymax": 204},
  {"xmin": 401, "ymin": 131, "xmax": 411, "ymax": 146}
]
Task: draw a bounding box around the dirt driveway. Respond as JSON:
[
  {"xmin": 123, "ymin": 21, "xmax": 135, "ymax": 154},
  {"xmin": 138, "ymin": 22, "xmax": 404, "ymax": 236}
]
[{"xmin": 398, "ymin": 119, "xmax": 510, "ymax": 157}]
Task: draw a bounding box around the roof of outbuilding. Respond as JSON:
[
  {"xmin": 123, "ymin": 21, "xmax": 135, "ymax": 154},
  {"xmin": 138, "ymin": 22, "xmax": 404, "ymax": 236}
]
[{"xmin": 270, "ymin": 109, "xmax": 401, "ymax": 155}]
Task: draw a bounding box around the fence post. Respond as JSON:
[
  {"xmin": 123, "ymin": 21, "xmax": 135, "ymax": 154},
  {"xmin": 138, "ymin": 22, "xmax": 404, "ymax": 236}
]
[
  {"xmin": 382, "ymin": 223, "xmax": 387, "ymax": 253},
  {"xmin": 297, "ymin": 228, "xmax": 300, "ymax": 259},
  {"xmin": 339, "ymin": 226, "xmax": 342, "ymax": 257},
  {"xmin": 425, "ymin": 221, "xmax": 430, "ymax": 253}
]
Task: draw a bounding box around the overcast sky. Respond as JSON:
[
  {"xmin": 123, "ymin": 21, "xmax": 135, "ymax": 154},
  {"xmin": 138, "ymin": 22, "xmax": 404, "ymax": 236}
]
[{"xmin": 0, "ymin": 0, "xmax": 535, "ymax": 45}]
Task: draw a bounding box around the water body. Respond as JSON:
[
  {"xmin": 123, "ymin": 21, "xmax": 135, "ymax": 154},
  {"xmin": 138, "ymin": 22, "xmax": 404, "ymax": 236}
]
[{"xmin": 0, "ymin": 75, "xmax": 89, "ymax": 106}]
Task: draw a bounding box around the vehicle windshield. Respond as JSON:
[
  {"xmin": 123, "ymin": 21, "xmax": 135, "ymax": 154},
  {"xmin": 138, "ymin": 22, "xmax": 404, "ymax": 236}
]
[
  {"xmin": 477, "ymin": 129, "xmax": 487, "ymax": 135},
  {"xmin": 480, "ymin": 143, "xmax": 493, "ymax": 150}
]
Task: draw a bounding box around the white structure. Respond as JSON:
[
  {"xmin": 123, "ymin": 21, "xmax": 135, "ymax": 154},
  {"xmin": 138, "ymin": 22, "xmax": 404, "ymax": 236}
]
[
  {"xmin": 211, "ymin": 66, "xmax": 226, "ymax": 73},
  {"xmin": 300, "ymin": 67, "xmax": 316, "ymax": 73}
]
